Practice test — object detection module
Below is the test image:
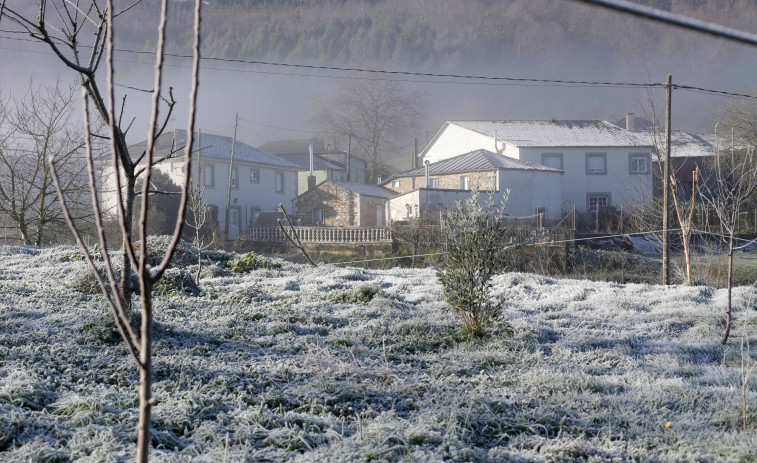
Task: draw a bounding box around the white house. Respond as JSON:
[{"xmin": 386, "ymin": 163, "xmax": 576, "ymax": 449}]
[
  {"xmin": 102, "ymin": 130, "xmax": 301, "ymax": 239},
  {"xmin": 419, "ymin": 120, "xmax": 654, "ymax": 215}
]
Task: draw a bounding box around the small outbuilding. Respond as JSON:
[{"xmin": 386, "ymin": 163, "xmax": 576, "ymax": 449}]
[{"xmin": 294, "ymin": 180, "xmax": 395, "ymax": 227}]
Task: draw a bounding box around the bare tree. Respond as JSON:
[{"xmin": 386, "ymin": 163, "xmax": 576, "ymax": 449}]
[
  {"xmin": 702, "ymin": 145, "xmax": 757, "ymax": 344},
  {"xmin": 187, "ymin": 179, "xmax": 215, "ymax": 283},
  {"xmin": 670, "ymin": 167, "xmax": 699, "ymax": 285},
  {"xmin": 0, "ymin": 80, "xmax": 92, "ymax": 245},
  {"xmin": 6, "ymin": 1, "xmax": 202, "ymax": 461},
  {"xmin": 314, "ymin": 79, "xmax": 425, "ymax": 183},
  {"xmin": 3, "ymin": 0, "xmax": 183, "ymax": 303}
]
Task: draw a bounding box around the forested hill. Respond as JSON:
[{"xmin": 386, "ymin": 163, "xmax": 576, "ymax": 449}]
[{"xmin": 117, "ymin": 0, "xmax": 756, "ymax": 74}]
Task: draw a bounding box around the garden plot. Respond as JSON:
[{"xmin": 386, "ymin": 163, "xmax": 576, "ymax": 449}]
[{"xmin": 0, "ymin": 245, "xmax": 755, "ymax": 462}]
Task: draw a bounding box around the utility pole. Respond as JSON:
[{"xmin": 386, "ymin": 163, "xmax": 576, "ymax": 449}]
[
  {"xmin": 413, "ymin": 137, "xmax": 418, "ymax": 170},
  {"xmin": 347, "ymin": 131, "xmax": 352, "ymax": 182},
  {"xmin": 662, "ymin": 75, "xmax": 672, "ymax": 285},
  {"xmin": 224, "ymin": 113, "xmax": 238, "ymax": 240}
]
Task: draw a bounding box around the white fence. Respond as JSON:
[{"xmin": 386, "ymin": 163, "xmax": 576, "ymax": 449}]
[{"xmin": 248, "ymin": 227, "xmax": 392, "ymax": 243}]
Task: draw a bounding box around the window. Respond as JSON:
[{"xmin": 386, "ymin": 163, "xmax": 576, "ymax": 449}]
[
  {"xmin": 230, "ymin": 167, "xmax": 238, "ymax": 189},
  {"xmin": 428, "ymin": 178, "xmax": 439, "ymax": 189},
  {"xmin": 587, "ymin": 193, "xmax": 611, "ymax": 212},
  {"xmin": 629, "ymin": 153, "xmax": 650, "ymax": 174},
  {"xmin": 392, "ymin": 179, "xmax": 400, "ymax": 188},
  {"xmin": 585, "ymin": 153, "xmax": 607, "ymax": 175},
  {"xmin": 202, "ymin": 163, "xmax": 214, "ymax": 188},
  {"xmin": 230, "ymin": 208, "xmax": 239, "ymax": 226},
  {"xmin": 460, "ymin": 175, "xmax": 471, "ymax": 190},
  {"xmin": 250, "ymin": 168, "xmax": 260, "ymax": 183},
  {"xmin": 541, "ymin": 153, "xmax": 563, "ymax": 170},
  {"xmin": 405, "ymin": 204, "xmax": 412, "ymax": 217},
  {"xmin": 275, "ymin": 172, "xmax": 284, "ymax": 194},
  {"xmin": 312, "ymin": 208, "xmax": 323, "ymax": 225}
]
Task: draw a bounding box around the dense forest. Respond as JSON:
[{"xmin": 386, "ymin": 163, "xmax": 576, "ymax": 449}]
[{"xmin": 116, "ymin": 0, "xmax": 756, "ymax": 75}]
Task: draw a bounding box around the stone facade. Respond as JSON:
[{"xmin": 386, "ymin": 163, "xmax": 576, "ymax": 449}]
[
  {"xmin": 386, "ymin": 170, "xmax": 497, "ymax": 194},
  {"xmin": 296, "ymin": 182, "xmax": 357, "ymax": 226}
]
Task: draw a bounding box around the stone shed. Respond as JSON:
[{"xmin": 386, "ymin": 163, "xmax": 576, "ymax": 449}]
[{"xmin": 294, "ymin": 180, "xmax": 395, "ymax": 227}]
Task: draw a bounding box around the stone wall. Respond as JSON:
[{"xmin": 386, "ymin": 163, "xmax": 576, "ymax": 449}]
[
  {"xmin": 296, "ymin": 182, "xmax": 357, "ymax": 226},
  {"xmin": 386, "ymin": 170, "xmax": 498, "ymax": 194}
]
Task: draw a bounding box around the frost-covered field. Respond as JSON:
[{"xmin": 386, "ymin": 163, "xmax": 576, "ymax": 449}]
[{"xmin": 0, "ymin": 245, "xmax": 755, "ymax": 462}]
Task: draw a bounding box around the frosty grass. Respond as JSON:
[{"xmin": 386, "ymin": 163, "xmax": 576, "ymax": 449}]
[{"xmin": 0, "ymin": 245, "xmax": 755, "ymax": 462}]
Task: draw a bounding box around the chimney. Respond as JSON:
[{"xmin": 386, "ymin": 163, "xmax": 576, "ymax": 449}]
[
  {"xmin": 625, "ymin": 112, "xmax": 635, "ymax": 131},
  {"xmin": 306, "ymin": 143, "xmax": 317, "ymax": 190},
  {"xmin": 425, "ymin": 160, "xmax": 430, "ymax": 188},
  {"xmin": 309, "ymin": 143, "xmax": 314, "ymax": 175}
]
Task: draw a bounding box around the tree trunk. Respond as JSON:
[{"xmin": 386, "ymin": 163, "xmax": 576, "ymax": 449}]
[
  {"xmin": 121, "ymin": 177, "xmax": 137, "ymax": 309},
  {"xmin": 682, "ymin": 230, "xmax": 692, "ymax": 285},
  {"xmin": 722, "ymin": 237, "xmax": 734, "ymax": 345},
  {"xmin": 136, "ymin": 281, "xmax": 153, "ymax": 463}
]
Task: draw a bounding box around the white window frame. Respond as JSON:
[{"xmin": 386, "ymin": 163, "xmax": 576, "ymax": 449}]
[
  {"xmin": 587, "ymin": 193, "xmax": 611, "ymax": 212},
  {"xmin": 460, "ymin": 175, "xmax": 471, "ymax": 190},
  {"xmin": 202, "ymin": 163, "xmax": 214, "ymax": 188},
  {"xmin": 250, "ymin": 168, "xmax": 260, "ymax": 183},
  {"xmin": 629, "ymin": 152, "xmax": 650, "ymax": 175},
  {"xmin": 541, "ymin": 152, "xmax": 563, "ymax": 170},
  {"xmin": 230, "ymin": 167, "xmax": 238, "ymax": 189},
  {"xmin": 391, "ymin": 179, "xmax": 400, "ymax": 188},
  {"xmin": 275, "ymin": 171, "xmax": 285, "ymax": 194},
  {"xmin": 428, "ymin": 178, "xmax": 439, "ymax": 189},
  {"xmin": 585, "ymin": 152, "xmax": 607, "ymax": 175}
]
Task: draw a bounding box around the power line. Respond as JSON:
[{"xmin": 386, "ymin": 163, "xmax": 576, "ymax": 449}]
[
  {"xmin": 2, "ymin": 32, "xmax": 757, "ymax": 100},
  {"xmin": 568, "ymin": 0, "xmax": 757, "ymax": 47}
]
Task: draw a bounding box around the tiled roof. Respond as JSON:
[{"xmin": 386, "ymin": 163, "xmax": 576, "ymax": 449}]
[
  {"xmin": 129, "ymin": 129, "xmax": 301, "ymax": 169},
  {"xmin": 394, "ymin": 149, "xmax": 561, "ymax": 177},
  {"xmin": 329, "ymin": 181, "xmax": 396, "ymax": 198},
  {"xmin": 450, "ymin": 120, "xmax": 651, "ymax": 147}
]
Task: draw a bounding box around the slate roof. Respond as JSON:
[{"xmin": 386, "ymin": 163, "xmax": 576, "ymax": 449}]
[
  {"xmin": 259, "ymin": 138, "xmax": 347, "ymax": 156},
  {"xmin": 129, "ymin": 129, "xmax": 300, "ymax": 169},
  {"xmin": 642, "ymin": 130, "xmax": 716, "ymax": 159},
  {"xmin": 393, "ymin": 149, "xmax": 561, "ymax": 178},
  {"xmin": 320, "ymin": 181, "xmax": 396, "ymax": 199},
  {"xmin": 277, "ymin": 153, "xmax": 346, "ymax": 172},
  {"xmin": 448, "ymin": 120, "xmax": 651, "ymax": 148}
]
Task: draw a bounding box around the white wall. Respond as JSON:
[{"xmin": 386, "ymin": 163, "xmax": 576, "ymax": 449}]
[
  {"xmin": 517, "ymin": 147, "xmax": 652, "ymax": 213},
  {"xmin": 498, "ymin": 170, "xmax": 562, "ymax": 221},
  {"xmin": 422, "ymin": 124, "xmax": 509, "ymax": 164},
  {"xmin": 100, "ymin": 158, "xmax": 298, "ymax": 239}
]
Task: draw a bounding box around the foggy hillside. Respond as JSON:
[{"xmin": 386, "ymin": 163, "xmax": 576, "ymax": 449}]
[{"xmin": 2, "ymin": 0, "xmax": 756, "ymax": 170}]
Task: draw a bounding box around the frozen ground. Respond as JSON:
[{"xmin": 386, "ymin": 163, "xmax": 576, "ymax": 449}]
[{"xmin": 0, "ymin": 245, "xmax": 755, "ymax": 462}]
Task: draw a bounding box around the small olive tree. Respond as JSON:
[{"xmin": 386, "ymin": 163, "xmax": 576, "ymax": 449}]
[{"xmin": 437, "ymin": 191, "xmax": 509, "ymax": 337}]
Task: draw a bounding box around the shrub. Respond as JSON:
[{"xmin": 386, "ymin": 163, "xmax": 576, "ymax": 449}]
[
  {"xmin": 154, "ymin": 268, "xmax": 202, "ymax": 297},
  {"xmin": 229, "ymin": 252, "xmax": 280, "ymax": 273},
  {"xmin": 437, "ymin": 192, "xmax": 510, "ymax": 337},
  {"xmin": 329, "ymin": 285, "xmax": 380, "ymax": 304}
]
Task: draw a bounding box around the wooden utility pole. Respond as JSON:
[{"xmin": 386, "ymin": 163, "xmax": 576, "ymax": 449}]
[
  {"xmin": 662, "ymin": 75, "xmax": 672, "ymax": 285},
  {"xmin": 224, "ymin": 113, "xmax": 238, "ymax": 240},
  {"xmin": 413, "ymin": 137, "xmax": 418, "ymax": 169}
]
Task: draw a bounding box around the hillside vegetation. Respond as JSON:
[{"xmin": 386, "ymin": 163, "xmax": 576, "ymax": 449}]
[
  {"xmin": 116, "ymin": 0, "xmax": 757, "ymax": 74},
  {"xmin": 0, "ymin": 245, "xmax": 755, "ymax": 461}
]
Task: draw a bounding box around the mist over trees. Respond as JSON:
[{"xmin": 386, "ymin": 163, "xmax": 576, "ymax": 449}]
[{"xmin": 119, "ymin": 0, "xmax": 756, "ymax": 75}]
